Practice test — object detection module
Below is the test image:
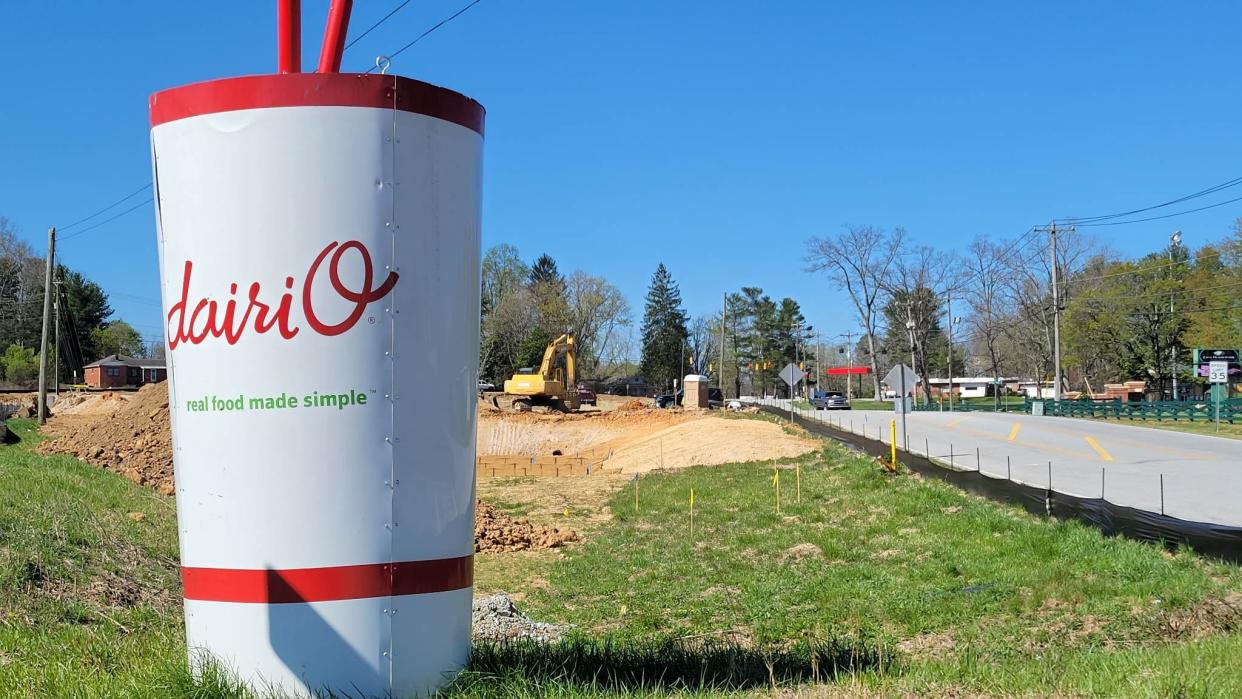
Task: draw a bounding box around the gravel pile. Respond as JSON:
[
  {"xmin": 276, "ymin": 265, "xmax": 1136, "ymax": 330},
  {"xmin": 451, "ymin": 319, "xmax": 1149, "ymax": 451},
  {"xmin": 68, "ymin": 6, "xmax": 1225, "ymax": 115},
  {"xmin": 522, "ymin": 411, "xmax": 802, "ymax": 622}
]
[{"xmin": 472, "ymin": 593, "xmax": 568, "ymax": 643}]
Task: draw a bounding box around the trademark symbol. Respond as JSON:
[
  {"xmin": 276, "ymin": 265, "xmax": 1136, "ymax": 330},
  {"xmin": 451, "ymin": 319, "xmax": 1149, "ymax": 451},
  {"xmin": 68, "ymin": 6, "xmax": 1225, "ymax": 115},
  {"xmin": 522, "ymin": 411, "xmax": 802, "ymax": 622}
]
[{"xmin": 368, "ymin": 317, "xmax": 376, "ymax": 324}]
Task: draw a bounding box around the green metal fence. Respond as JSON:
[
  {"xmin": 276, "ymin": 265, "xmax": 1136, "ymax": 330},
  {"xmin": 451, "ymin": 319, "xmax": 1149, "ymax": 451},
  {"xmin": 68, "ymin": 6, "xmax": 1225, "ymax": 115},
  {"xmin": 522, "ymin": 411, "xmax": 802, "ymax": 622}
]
[
  {"xmin": 910, "ymin": 400, "xmax": 1027, "ymax": 413},
  {"xmin": 1025, "ymin": 397, "xmax": 1241, "ymax": 423}
]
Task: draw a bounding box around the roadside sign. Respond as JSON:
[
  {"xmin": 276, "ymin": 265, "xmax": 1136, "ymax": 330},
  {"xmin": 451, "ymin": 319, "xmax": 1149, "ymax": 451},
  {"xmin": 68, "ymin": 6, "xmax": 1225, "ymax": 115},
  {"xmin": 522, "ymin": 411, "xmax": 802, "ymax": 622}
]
[
  {"xmin": 1210, "ymin": 361, "xmax": 1229, "ymax": 384},
  {"xmin": 779, "ymin": 362, "xmax": 804, "ymax": 387},
  {"xmin": 884, "ymin": 364, "xmax": 919, "ymax": 448},
  {"xmin": 1196, "ymin": 349, "xmax": 1240, "ymax": 364},
  {"xmin": 883, "ymin": 364, "xmax": 919, "ymax": 391}
]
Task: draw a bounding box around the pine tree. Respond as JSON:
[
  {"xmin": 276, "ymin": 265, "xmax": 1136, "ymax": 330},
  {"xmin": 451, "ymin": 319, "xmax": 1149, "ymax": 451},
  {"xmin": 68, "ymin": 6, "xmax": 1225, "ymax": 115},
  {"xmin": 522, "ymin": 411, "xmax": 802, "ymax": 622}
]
[
  {"xmin": 639, "ymin": 263, "xmax": 689, "ymax": 390},
  {"xmin": 528, "ymin": 254, "xmax": 564, "ymax": 292}
]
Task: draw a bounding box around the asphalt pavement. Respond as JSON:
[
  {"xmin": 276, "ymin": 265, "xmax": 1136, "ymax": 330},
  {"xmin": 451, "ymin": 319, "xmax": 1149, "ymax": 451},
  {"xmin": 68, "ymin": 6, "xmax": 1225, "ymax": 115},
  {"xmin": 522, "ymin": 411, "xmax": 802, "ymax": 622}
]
[{"xmin": 767, "ymin": 399, "xmax": 1241, "ymax": 526}]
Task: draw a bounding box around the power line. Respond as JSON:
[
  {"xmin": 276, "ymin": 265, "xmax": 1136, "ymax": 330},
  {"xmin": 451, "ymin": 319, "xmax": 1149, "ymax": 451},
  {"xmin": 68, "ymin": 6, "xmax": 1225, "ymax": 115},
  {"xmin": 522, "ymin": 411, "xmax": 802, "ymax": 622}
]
[
  {"xmin": 1061, "ymin": 175, "xmax": 1242, "ymax": 224},
  {"xmin": 1065, "ymin": 240, "xmax": 1242, "ymax": 287},
  {"xmin": 1072, "ymin": 194, "xmax": 1242, "ymax": 227},
  {"xmin": 58, "ymin": 198, "xmax": 154, "ymax": 242},
  {"xmin": 1071, "ymin": 278, "xmax": 1242, "ymax": 304},
  {"xmin": 58, "ymin": 183, "xmax": 152, "ymax": 232},
  {"xmin": 345, "ymin": 0, "xmax": 414, "ymax": 52},
  {"xmin": 366, "ymin": 0, "xmax": 483, "ymax": 72}
]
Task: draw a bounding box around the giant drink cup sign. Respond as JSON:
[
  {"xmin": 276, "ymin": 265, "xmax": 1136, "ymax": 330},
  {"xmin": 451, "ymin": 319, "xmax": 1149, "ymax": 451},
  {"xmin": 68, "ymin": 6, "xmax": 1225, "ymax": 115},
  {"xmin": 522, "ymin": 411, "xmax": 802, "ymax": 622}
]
[{"xmin": 148, "ymin": 5, "xmax": 484, "ymax": 695}]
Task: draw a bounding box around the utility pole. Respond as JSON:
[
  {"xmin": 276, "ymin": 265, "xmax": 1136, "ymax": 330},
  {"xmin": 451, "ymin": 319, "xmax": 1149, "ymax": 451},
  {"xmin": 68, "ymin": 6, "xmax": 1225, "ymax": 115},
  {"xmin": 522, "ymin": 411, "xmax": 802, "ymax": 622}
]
[
  {"xmin": 53, "ymin": 275, "xmax": 61, "ymax": 397},
  {"xmin": 815, "ymin": 332, "xmax": 821, "ymax": 398},
  {"xmin": 845, "ymin": 330, "xmax": 854, "ymax": 401},
  {"xmin": 905, "ymin": 301, "xmax": 920, "ymax": 405},
  {"xmin": 946, "ymin": 289, "xmax": 954, "ymax": 412},
  {"xmin": 37, "ymin": 227, "xmax": 56, "ymax": 424},
  {"xmin": 1049, "ymin": 222, "xmax": 1063, "ymax": 402},
  {"xmin": 719, "ymin": 293, "xmax": 727, "ymax": 398},
  {"xmin": 1169, "ymin": 231, "xmax": 1182, "ymax": 401}
]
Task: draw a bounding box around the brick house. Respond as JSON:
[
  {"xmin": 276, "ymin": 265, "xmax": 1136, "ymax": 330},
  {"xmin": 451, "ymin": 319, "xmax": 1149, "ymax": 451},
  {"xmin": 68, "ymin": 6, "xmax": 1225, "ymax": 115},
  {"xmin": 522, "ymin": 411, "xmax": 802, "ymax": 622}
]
[{"xmin": 83, "ymin": 355, "xmax": 167, "ymax": 389}]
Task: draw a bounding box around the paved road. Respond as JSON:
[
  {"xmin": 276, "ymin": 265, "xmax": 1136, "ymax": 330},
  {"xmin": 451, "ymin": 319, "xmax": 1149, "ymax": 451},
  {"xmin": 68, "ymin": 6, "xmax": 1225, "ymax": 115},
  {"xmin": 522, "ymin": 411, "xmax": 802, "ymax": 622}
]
[{"xmin": 767, "ymin": 400, "xmax": 1241, "ymax": 526}]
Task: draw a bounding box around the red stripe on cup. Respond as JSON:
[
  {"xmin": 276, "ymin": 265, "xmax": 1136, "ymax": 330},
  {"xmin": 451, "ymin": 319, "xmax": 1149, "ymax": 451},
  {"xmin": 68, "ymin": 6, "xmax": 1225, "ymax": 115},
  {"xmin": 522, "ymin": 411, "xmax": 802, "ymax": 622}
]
[
  {"xmin": 150, "ymin": 73, "xmax": 485, "ymax": 135},
  {"xmin": 182, "ymin": 555, "xmax": 473, "ymax": 604}
]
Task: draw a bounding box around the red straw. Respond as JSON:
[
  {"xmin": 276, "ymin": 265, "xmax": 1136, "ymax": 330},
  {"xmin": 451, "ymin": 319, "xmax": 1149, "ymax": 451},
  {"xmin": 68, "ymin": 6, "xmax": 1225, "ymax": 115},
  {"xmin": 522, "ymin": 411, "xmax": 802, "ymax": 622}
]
[
  {"xmin": 277, "ymin": 0, "xmax": 301, "ymax": 73},
  {"xmin": 317, "ymin": 0, "xmax": 354, "ymax": 73}
]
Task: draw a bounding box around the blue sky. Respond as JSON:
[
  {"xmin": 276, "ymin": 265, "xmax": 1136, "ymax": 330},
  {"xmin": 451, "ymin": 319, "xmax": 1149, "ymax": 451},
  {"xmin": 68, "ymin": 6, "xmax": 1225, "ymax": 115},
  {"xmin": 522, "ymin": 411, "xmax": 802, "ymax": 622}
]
[{"xmin": 3, "ymin": 2, "xmax": 1241, "ymax": 352}]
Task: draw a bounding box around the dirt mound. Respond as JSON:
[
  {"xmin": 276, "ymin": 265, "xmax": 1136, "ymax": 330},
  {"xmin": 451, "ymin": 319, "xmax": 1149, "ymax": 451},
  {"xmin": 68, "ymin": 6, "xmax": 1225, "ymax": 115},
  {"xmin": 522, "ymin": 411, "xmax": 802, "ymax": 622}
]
[
  {"xmin": 597, "ymin": 416, "xmax": 818, "ymax": 473},
  {"xmin": 53, "ymin": 392, "xmax": 132, "ymax": 416},
  {"xmin": 616, "ymin": 399, "xmax": 647, "ymax": 411},
  {"xmin": 475, "ymin": 500, "xmax": 579, "ymax": 553},
  {"xmin": 37, "ymin": 384, "xmax": 173, "ymax": 495},
  {"xmin": 779, "ymin": 543, "xmax": 824, "ymax": 563}
]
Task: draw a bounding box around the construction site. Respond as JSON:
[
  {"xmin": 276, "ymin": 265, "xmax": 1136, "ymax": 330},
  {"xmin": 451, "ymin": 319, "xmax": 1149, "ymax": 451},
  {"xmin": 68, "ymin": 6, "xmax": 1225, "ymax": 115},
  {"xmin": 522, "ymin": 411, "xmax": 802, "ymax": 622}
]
[
  {"xmin": 33, "ymin": 386, "xmax": 818, "ymax": 540},
  {"xmin": 6, "ymin": 2, "xmax": 1242, "ymax": 698}
]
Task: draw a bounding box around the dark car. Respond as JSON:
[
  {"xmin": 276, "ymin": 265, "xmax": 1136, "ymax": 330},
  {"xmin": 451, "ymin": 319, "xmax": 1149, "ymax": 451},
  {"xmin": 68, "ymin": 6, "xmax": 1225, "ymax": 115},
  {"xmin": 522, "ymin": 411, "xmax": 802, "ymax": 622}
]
[
  {"xmin": 655, "ymin": 388, "xmax": 724, "ymax": 409},
  {"xmin": 811, "ymin": 391, "xmax": 850, "ymax": 410},
  {"xmin": 576, "ymin": 384, "xmax": 597, "ymax": 406}
]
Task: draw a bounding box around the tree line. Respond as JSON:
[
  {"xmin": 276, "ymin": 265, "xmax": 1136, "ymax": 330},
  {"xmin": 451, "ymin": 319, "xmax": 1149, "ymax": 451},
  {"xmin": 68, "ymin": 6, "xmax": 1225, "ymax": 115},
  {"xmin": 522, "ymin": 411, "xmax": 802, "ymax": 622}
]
[
  {"xmin": 638, "ymin": 263, "xmax": 814, "ymax": 397},
  {"xmin": 805, "ymin": 218, "xmax": 1242, "ymax": 401},
  {"xmin": 0, "ymin": 217, "xmax": 148, "ymax": 386},
  {"xmin": 479, "ymin": 245, "xmax": 631, "ymax": 384}
]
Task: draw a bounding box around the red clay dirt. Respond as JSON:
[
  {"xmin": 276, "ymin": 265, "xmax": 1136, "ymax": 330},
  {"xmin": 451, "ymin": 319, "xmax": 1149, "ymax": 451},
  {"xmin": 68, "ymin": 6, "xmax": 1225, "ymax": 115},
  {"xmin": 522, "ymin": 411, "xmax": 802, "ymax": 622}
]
[
  {"xmin": 37, "ymin": 384, "xmax": 174, "ymax": 495},
  {"xmin": 38, "ymin": 384, "xmax": 580, "ymax": 552}
]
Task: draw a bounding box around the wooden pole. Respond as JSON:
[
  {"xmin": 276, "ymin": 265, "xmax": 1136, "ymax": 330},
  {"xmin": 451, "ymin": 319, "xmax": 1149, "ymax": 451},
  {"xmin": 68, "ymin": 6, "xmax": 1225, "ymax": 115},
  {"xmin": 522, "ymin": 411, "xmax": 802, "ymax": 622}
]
[{"xmin": 37, "ymin": 227, "xmax": 55, "ymax": 425}]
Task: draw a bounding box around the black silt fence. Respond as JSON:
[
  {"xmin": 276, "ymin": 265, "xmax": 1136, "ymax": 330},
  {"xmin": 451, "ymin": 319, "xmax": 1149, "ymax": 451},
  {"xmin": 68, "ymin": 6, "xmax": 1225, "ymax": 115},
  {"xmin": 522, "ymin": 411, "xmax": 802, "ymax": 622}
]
[{"xmin": 766, "ymin": 406, "xmax": 1242, "ymax": 564}]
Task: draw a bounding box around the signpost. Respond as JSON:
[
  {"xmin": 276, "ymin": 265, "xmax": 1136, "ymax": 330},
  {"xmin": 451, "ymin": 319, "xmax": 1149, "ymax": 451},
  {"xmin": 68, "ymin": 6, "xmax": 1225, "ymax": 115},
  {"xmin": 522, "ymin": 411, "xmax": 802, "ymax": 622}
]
[
  {"xmin": 779, "ymin": 362, "xmax": 804, "ymax": 422},
  {"xmin": 1195, "ymin": 349, "xmax": 1238, "ymax": 432},
  {"xmin": 1210, "ymin": 360, "xmax": 1228, "ymax": 432},
  {"xmin": 883, "ymin": 364, "xmax": 920, "ymax": 452}
]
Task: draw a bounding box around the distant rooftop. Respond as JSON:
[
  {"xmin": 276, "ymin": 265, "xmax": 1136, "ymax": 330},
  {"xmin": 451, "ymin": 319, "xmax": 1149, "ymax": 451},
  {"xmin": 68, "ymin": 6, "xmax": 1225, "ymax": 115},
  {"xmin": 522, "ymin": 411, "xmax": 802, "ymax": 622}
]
[{"xmin": 84, "ymin": 354, "xmax": 165, "ymax": 369}]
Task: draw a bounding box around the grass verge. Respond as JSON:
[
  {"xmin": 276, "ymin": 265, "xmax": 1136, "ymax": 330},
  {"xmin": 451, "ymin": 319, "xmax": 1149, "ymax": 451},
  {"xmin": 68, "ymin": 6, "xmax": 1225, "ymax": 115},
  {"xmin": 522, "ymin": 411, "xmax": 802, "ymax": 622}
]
[
  {"xmin": 1085, "ymin": 416, "xmax": 1242, "ymax": 440},
  {"xmin": 5, "ymin": 415, "xmax": 1242, "ymax": 697}
]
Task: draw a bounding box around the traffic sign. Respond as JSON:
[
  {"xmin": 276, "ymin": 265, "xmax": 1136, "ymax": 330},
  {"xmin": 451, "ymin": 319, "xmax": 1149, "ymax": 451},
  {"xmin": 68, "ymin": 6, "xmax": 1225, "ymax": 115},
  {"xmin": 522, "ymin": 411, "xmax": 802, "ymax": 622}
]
[
  {"xmin": 883, "ymin": 364, "xmax": 920, "ymax": 391},
  {"xmin": 779, "ymin": 362, "xmax": 804, "ymax": 387},
  {"xmin": 1209, "ymin": 361, "xmax": 1229, "ymax": 384}
]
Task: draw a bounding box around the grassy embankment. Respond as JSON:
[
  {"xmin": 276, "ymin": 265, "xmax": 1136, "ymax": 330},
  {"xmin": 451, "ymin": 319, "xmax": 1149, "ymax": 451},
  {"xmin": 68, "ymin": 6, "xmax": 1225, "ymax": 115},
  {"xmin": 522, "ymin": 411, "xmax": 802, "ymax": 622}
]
[
  {"xmin": 4, "ymin": 414, "xmax": 1242, "ymax": 697},
  {"xmin": 1083, "ymin": 416, "xmax": 1242, "ymax": 441}
]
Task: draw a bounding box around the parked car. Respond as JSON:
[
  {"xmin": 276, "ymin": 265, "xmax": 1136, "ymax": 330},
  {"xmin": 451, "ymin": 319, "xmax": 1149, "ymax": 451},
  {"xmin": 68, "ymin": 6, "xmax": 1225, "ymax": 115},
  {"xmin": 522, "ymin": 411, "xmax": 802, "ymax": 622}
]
[
  {"xmin": 477, "ymin": 380, "xmax": 496, "ymax": 392},
  {"xmin": 811, "ymin": 391, "xmax": 850, "ymax": 410},
  {"xmin": 576, "ymin": 383, "xmax": 597, "ymax": 406},
  {"xmin": 655, "ymin": 388, "xmax": 724, "ymax": 409}
]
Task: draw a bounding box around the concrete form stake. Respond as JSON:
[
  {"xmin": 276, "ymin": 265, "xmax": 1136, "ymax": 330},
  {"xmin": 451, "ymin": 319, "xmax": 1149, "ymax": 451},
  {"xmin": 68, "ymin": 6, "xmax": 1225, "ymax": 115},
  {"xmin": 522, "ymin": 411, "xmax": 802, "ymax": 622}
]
[
  {"xmin": 976, "ymin": 447, "xmax": 981, "ymax": 472},
  {"xmin": 1006, "ymin": 455, "xmax": 1011, "ymax": 480}
]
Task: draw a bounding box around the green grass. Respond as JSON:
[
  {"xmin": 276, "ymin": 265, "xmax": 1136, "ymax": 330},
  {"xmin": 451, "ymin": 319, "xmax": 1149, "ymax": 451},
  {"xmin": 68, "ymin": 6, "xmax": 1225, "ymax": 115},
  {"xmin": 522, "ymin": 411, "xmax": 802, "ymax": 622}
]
[
  {"xmin": 4, "ymin": 416, "xmax": 1242, "ymax": 697},
  {"xmin": 0, "ymin": 419, "xmax": 252, "ymax": 697},
  {"xmin": 1083, "ymin": 416, "xmax": 1242, "ymax": 440},
  {"xmin": 511, "ymin": 430, "xmax": 1242, "ymax": 696}
]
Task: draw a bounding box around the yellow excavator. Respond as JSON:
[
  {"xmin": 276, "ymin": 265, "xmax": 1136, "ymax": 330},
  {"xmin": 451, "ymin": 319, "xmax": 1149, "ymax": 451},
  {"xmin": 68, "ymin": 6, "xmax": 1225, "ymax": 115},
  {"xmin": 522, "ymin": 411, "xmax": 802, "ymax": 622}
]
[{"xmin": 492, "ymin": 333, "xmax": 581, "ymax": 413}]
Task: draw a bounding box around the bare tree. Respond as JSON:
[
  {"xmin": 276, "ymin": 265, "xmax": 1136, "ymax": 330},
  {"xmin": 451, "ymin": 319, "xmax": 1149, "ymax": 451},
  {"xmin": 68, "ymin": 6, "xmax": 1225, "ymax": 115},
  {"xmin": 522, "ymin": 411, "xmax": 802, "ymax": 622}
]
[
  {"xmin": 687, "ymin": 315, "xmax": 714, "ymax": 375},
  {"xmin": 566, "ymin": 271, "xmax": 631, "ymax": 378},
  {"xmin": 805, "ymin": 225, "xmax": 904, "ymax": 398},
  {"xmin": 963, "ymin": 236, "xmax": 1010, "ymax": 405},
  {"xmin": 882, "ymin": 245, "xmax": 956, "ymax": 404},
  {"xmin": 998, "ymin": 227, "xmax": 1098, "ymax": 393}
]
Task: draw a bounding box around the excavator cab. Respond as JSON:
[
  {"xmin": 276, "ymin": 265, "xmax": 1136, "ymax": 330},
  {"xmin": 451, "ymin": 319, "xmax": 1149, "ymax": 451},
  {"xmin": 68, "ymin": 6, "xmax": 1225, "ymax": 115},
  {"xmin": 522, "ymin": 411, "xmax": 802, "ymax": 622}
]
[{"xmin": 494, "ymin": 334, "xmax": 581, "ymax": 413}]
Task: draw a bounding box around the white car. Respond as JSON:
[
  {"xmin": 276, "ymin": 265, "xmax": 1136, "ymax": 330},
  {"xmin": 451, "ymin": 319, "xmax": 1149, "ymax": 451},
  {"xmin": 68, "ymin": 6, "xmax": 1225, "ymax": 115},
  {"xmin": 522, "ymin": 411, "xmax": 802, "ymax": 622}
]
[{"xmin": 477, "ymin": 381, "xmax": 495, "ymax": 392}]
